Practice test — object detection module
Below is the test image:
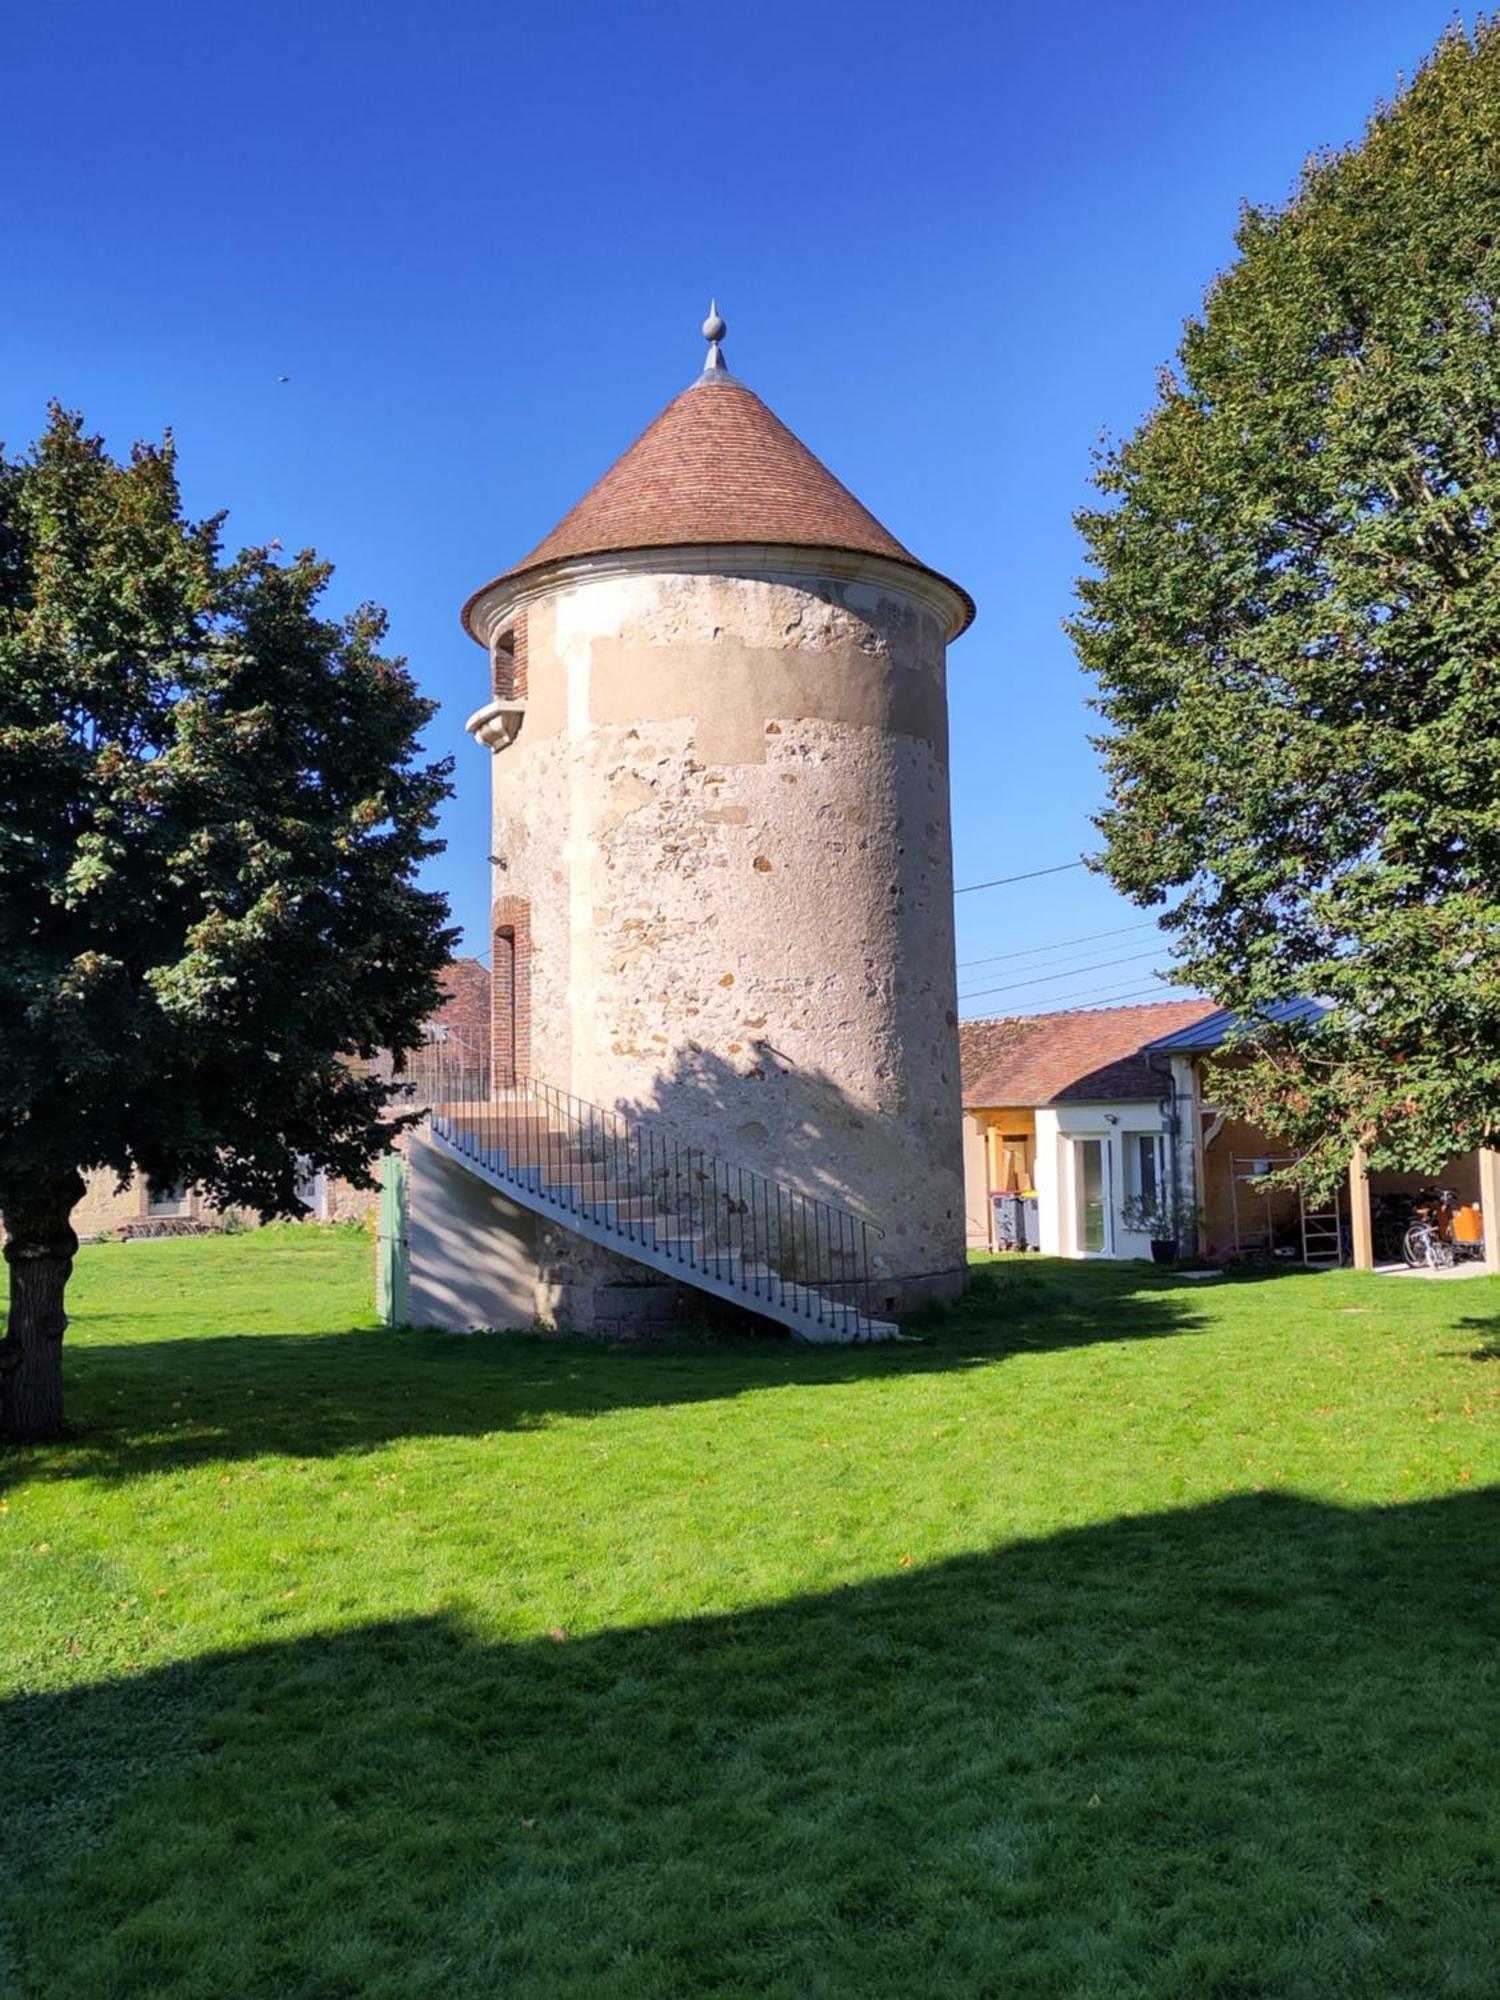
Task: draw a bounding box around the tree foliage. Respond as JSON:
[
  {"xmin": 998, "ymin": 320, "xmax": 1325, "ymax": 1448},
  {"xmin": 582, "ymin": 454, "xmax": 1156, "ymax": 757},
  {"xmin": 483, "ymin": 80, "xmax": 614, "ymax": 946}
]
[
  {"xmin": 0, "ymin": 408, "xmax": 454, "ymax": 1436},
  {"xmin": 1073, "ymin": 21, "xmax": 1500, "ymax": 1191}
]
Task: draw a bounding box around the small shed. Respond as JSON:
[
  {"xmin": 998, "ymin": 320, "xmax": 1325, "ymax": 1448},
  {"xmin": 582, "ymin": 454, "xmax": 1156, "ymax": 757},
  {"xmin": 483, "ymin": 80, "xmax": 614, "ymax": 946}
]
[{"xmin": 959, "ymin": 999, "xmax": 1217, "ymax": 1259}]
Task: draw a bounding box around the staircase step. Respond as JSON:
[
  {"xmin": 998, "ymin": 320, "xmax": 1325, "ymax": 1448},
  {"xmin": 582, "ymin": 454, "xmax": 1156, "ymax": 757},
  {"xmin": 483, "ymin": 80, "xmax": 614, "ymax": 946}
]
[
  {"xmin": 444, "ymin": 1143, "xmax": 580, "ymax": 1168},
  {"xmin": 444, "ymin": 1110, "xmax": 566, "ymax": 1128},
  {"xmin": 607, "ymin": 1196, "xmax": 664, "ymax": 1222},
  {"xmin": 535, "ymin": 1166, "xmax": 633, "ymax": 1187}
]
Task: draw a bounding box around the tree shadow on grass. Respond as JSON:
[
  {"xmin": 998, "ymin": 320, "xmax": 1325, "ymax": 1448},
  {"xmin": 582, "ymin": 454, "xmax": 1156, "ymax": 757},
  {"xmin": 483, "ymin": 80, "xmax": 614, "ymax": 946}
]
[
  {"xmin": 1451, "ymin": 1311, "xmax": 1500, "ymax": 1361},
  {"xmin": 5, "ymin": 1259, "xmax": 1209, "ymax": 1489},
  {"xmin": 4, "ymin": 1487, "xmax": 1498, "ymax": 1998}
]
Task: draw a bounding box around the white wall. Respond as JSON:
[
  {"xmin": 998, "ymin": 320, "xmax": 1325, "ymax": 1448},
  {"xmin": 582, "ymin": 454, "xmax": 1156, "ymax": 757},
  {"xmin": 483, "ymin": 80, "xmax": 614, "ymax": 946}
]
[
  {"xmin": 1034, "ymin": 1108, "xmax": 1063, "ymax": 1255},
  {"xmin": 1036, "ymin": 1102, "xmax": 1173, "ymax": 1260}
]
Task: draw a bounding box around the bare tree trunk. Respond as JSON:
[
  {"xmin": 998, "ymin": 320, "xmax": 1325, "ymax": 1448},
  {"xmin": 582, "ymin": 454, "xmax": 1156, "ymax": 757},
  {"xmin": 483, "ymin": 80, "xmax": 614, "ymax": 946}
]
[{"xmin": 1, "ymin": 1172, "xmax": 85, "ymax": 1443}]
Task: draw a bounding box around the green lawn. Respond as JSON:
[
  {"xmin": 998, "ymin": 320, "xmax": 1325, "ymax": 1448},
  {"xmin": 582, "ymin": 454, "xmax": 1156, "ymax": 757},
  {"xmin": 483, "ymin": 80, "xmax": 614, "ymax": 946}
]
[{"xmin": 3, "ymin": 1232, "xmax": 1499, "ymax": 1998}]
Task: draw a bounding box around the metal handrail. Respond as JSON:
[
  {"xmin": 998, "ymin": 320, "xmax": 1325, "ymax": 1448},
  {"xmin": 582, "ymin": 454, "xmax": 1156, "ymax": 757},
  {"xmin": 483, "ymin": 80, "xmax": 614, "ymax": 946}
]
[{"xmin": 409, "ymin": 1056, "xmax": 886, "ymax": 1337}]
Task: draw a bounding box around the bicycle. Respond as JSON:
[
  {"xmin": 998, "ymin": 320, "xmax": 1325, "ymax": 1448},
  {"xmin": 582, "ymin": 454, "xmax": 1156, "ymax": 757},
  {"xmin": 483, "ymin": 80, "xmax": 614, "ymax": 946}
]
[
  {"xmin": 1402, "ymin": 1188, "xmax": 1459, "ymax": 1270},
  {"xmin": 1372, "ymin": 1191, "xmax": 1414, "ymax": 1264}
]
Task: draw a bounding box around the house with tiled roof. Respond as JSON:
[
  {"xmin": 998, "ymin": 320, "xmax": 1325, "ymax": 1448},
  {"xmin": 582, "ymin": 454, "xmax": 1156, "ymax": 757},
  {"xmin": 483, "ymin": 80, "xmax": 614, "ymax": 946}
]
[
  {"xmin": 960, "ymin": 999, "xmax": 1216, "ymax": 1258},
  {"xmin": 964, "ymin": 988, "xmax": 1500, "ymax": 1270},
  {"xmin": 966, "ymin": 995, "xmax": 1500, "ymax": 1271}
]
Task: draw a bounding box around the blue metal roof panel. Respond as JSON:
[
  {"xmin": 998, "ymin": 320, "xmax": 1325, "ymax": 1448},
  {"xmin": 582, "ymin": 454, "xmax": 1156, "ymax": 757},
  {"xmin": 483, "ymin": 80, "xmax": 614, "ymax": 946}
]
[{"xmin": 1142, "ymin": 996, "xmax": 1331, "ymax": 1053}]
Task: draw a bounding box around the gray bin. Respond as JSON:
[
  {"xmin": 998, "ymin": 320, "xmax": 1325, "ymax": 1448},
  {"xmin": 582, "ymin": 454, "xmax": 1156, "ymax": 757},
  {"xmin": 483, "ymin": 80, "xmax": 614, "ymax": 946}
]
[{"xmin": 990, "ymin": 1193, "xmax": 1039, "ymax": 1252}]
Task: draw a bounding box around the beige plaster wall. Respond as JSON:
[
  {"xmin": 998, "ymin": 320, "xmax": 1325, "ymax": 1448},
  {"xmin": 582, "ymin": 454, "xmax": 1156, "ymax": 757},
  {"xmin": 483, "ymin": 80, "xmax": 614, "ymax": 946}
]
[
  {"xmin": 72, "ymin": 1167, "xmax": 372, "ymax": 1239},
  {"xmin": 486, "ymin": 563, "xmax": 966, "ymax": 1309},
  {"xmin": 72, "ymin": 1169, "xmax": 227, "ymax": 1239},
  {"xmin": 962, "ymin": 1113, "xmax": 991, "ymax": 1249},
  {"xmin": 405, "ymin": 1130, "xmax": 543, "ymax": 1331}
]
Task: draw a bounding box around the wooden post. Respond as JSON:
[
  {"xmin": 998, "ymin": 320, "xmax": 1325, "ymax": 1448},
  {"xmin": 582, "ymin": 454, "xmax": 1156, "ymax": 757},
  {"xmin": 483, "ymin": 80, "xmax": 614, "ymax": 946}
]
[
  {"xmin": 1349, "ymin": 1145, "xmax": 1374, "ymax": 1271},
  {"xmin": 1479, "ymin": 1148, "xmax": 1500, "ymax": 1276}
]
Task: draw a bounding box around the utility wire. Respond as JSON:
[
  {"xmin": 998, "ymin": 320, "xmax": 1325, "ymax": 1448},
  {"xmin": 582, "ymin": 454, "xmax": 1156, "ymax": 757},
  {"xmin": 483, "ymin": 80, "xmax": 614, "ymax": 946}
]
[
  {"xmin": 958, "ymin": 936, "xmax": 1163, "ymax": 988},
  {"xmin": 960, "ymin": 986, "xmax": 1158, "ymax": 1023},
  {"xmin": 959, "ymin": 947, "xmax": 1167, "ymax": 1002},
  {"xmin": 1004, "ymin": 981, "xmax": 1197, "ymax": 1018},
  {"xmin": 1020, "ymin": 970, "xmax": 1175, "ymax": 1008},
  {"xmin": 953, "ymin": 858, "xmax": 1086, "ymax": 895},
  {"xmin": 963, "ymin": 971, "xmax": 1187, "ymax": 1019},
  {"xmin": 957, "ymin": 920, "xmax": 1154, "ymax": 971}
]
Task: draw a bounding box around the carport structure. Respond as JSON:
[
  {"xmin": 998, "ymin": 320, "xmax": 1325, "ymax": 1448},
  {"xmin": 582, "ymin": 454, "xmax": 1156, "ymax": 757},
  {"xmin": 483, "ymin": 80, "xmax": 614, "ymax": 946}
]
[{"xmin": 1347, "ymin": 1146, "xmax": 1500, "ymax": 1275}]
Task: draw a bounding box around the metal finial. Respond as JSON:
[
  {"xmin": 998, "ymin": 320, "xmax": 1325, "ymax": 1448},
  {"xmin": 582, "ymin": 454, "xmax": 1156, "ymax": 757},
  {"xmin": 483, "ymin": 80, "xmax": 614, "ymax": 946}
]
[{"xmin": 698, "ymin": 298, "xmax": 731, "ymax": 383}]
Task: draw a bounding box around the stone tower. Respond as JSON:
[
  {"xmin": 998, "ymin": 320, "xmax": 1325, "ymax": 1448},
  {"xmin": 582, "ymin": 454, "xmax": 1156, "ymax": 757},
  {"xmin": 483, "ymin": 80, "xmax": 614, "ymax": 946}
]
[{"xmin": 462, "ymin": 309, "xmax": 974, "ymax": 1315}]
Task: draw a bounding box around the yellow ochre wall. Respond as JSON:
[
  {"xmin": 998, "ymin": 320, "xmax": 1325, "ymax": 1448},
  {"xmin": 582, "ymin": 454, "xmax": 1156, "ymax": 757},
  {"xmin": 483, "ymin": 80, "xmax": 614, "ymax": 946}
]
[{"xmin": 963, "ymin": 1108, "xmax": 1037, "ymax": 1248}]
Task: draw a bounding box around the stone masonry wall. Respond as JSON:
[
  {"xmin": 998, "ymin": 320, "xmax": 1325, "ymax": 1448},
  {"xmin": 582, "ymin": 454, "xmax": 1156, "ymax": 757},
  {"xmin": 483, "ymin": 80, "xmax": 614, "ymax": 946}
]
[{"xmin": 485, "ymin": 563, "xmax": 966, "ymax": 1311}]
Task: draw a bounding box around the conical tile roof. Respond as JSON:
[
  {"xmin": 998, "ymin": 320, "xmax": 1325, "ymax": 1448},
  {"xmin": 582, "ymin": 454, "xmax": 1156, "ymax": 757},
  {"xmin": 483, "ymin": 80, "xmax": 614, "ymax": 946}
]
[{"xmin": 462, "ymin": 368, "xmax": 973, "ymax": 635}]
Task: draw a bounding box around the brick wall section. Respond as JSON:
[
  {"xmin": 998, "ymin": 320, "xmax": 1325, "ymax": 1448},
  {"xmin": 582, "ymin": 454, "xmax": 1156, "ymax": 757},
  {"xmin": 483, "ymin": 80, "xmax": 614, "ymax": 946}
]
[
  {"xmin": 492, "ymin": 897, "xmax": 532, "ymax": 1084},
  {"xmin": 430, "ymin": 956, "xmax": 491, "ymax": 1065},
  {"xmin": 73, "ymin": 1169, "xmax": 228, "ymax": 1240},
  {"xmin": 490, "ymin": 613, "xmax": 529, "ymax": 701}
]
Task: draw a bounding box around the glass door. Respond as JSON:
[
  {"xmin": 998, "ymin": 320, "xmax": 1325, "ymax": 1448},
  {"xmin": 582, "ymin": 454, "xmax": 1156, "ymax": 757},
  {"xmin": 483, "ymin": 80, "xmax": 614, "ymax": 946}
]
[{"xmin": 1072, "ymin": 1138, "xmax": 1111, "ymax": 1255}]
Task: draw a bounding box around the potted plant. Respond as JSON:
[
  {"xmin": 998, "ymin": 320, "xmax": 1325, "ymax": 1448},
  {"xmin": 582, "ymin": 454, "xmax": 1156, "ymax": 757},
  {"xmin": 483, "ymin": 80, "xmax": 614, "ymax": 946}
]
[{"xmin": 1120, "ymin": 1191, "xmax": 1178, "ymax": 1264}]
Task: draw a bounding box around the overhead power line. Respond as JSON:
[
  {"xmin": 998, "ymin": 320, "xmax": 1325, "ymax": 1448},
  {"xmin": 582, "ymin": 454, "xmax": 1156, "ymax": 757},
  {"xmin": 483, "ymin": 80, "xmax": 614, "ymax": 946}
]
[
  {"xmin": 959, "ymin": 947, "xmax": 1168, "ymax": 1003},
  {"xmin": 1020, "ymin": 969, "xmax": 1174, "ymax": 1007},
  {"xmin": 953, "ymin": 858, "xmax": 1086, "ymax": 896},
  {"xmin": 999, "ymin": 980, "xmax": 1193, "ymax": 1019},
  {"xmin": 962, "ymin": 970, "xmax": 1188, "ymax": 1019},
  {"xmin": 960, "ymin": 986, "xmax": 1159, "ymax": 1023},
  {"xmin": 957, "ymin": 920, "xmax": 1154, "ymax": 971}
]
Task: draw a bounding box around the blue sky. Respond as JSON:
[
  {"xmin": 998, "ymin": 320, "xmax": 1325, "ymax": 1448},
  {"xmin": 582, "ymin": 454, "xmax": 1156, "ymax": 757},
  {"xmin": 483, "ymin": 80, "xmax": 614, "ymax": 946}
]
[{"xmin": 4, "ymin": 0, "xmax": 1472, "ymax": 1015}]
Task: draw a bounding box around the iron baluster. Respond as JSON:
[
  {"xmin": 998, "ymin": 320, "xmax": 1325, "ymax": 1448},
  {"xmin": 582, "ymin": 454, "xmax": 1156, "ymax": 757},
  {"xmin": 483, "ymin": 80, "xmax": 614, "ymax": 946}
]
[{"xmin": 423, "ymin": 1065, "xmax": 884, "ymax": 1337}]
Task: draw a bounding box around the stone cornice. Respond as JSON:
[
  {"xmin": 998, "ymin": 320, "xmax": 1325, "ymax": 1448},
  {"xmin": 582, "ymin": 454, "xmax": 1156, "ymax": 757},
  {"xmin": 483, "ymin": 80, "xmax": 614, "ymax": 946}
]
[{"xmin": 461, "ymin": 542, "xmax": 974, "ymax": 652}]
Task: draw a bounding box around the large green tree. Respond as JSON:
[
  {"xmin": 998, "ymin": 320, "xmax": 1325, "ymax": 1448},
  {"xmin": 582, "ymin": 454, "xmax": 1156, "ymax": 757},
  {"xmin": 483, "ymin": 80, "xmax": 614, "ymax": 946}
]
[
  {"xmin": 1073, "ymin": 22, "xmax": 1500, "ymax": 1193},
  {"xmin": 0, "ymin": 409, "xmax": 454, "ymax": 1440}
]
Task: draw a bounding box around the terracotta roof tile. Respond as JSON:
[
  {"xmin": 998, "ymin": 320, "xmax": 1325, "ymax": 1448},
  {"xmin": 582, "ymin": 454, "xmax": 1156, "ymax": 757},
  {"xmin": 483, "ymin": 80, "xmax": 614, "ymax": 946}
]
[
  {"xmin": 960, "ymin": 999, "xmax": 1217, "ymax": 1108},
  {"xmin": 463, "ymin": 375, "xmax": 973, "ymax": 632}
]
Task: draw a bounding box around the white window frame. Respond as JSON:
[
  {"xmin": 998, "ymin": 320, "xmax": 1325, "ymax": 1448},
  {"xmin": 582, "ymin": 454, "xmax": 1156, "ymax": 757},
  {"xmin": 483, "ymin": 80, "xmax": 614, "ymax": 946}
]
[
  {"xmin": 1123, "ymin": 1131, "xmax": 1168, "ymax": 1215},
  {"xmin": 145, "ymin": 1180, "xmax": 192, "ymax": 1219}
]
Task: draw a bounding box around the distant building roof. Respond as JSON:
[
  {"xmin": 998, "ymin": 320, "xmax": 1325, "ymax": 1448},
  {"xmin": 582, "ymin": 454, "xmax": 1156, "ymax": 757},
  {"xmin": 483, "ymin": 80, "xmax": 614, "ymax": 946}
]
[
  {"xmin": 960, "ymin": 998, "xmax": 1218, "ymax": 1108},
  {"xmin": 1141, "ymin": 996, "xmax": 1330, "ymax": 1053},
  {"xmin": 461, "ymin": 312, "xmax": 974, "ymax": 638}
]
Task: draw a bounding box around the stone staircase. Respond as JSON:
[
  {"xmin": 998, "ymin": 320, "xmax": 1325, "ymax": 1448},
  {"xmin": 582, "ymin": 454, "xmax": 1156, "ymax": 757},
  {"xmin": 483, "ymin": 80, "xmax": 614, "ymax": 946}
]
[{"xmin": 423, "ymin": 1073, "xmax": 898, "ymax": 1344}]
